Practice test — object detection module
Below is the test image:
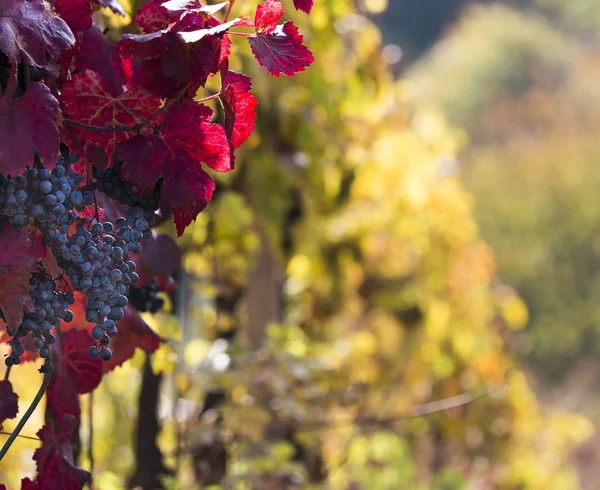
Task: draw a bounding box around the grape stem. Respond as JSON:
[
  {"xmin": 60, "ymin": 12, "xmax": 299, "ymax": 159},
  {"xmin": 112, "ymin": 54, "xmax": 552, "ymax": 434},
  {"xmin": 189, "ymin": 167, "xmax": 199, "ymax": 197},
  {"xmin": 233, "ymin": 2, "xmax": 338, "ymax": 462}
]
[
  {"xmin": 0, "ymin": 356, "xmax": 52, "ymax": 461},
  {"xmin": 4, "ymin": 364, "xmax": 11, "ymax": 381},
  {"xmin": 0, "ymin": 431, "xmax": 40, "ymax": 442},
  {"xmin": 224, "ymin": 0, "xmax": 236, "ymax": 22}
]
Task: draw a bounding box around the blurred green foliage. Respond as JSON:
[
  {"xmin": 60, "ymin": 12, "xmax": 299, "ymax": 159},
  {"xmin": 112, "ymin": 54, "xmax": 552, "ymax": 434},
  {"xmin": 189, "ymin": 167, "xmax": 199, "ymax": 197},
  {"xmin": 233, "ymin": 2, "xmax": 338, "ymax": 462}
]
[{"xmin": 410, "ymin": 0, "xmax": 600, "ymax": 388}]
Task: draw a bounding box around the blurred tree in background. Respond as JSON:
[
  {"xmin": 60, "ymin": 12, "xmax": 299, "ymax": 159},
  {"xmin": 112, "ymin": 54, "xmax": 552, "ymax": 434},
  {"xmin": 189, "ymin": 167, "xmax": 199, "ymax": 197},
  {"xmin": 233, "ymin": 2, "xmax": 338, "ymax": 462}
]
[
  {"xmin": 408, "ymin": 0, "xmax": 600, "ymax": 380},
  {"xmin": 408, "ymin": 2, "xmax": 600, "ymax": 486}
]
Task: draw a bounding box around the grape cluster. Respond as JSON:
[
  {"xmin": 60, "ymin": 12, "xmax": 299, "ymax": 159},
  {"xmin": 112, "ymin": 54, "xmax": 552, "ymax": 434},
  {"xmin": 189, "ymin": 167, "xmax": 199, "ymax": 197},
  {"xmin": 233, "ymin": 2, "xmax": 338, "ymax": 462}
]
[
  {"xmin": 53, "ymin": 211, "xmax": 152, "ymax": 361},
  {"xmin": 127, "ymin": 279, "xmax": 165, "ymax": 313},
  {"xmin": 0, "ymin": 155, "xmax": 155, "ymax": 364},
  {"xmin": 0, "ymin": 154, "xmax": 90, "ymax": 233},
  {"xmin": 95, "ymin": 163, "xmax": 162, "ymax": 213},
  {"xmin": 5, "ymin": 278, "xmax": 74, "ymax": 372}
]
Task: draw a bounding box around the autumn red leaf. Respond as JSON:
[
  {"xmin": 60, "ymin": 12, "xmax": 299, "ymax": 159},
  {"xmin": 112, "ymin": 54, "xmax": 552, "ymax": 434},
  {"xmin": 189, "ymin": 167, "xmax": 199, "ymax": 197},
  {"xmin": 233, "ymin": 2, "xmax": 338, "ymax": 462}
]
[
  {"xmin": 61, "ymin": 329, "xmax": 105, "ymax": 394},
  {"xmin": 54, "ymin": 0, "xmax": 93, "ymax": 32},
  {"xmin": 59, "ymin": 292, "xmax": 89, "ymax": 333},
  {"xmin": 34, "ymin": 416, "xmax": 90, "ymax": 490},
  {"xmin": 121, "ymin": 16, "xmax": 236, "ymax": 98},
  {"xmin": 135, "ymin": 233, "xmax": 181, "ymax": 285},
  {"xmin": 103, "ymin": 305, "xmax": 161, "ymax": 372},
  {"xmin": 115, "ymin": 100, "xmax": 229, "ymax": 234},
  {"xmin": 163, "ymin": 157, "xmax": 216, "ymax": 235},
  {"xmin": 249, "ymin": 21, "xmax": 314, "ymax": 77},
  {"xmin": 20, "ymin": 479, "xmax": 38, "ymax": 490},
  {"xmin": 116, "ymin": 135, "xmax": 216, "ymax": 235},
  {"xmin": 0, "ymin": 227, "xmax": 46, "ymax": 334},
  {"xmin": 134, "ymin": 0, "xmax": 228, "ymax": 32},
  {"xmin": 293, "ymin": 0, "xmax": 314, "ymax": 14},
  {"xmin": 0, "ymin": 227, "xmax": 47, "ymax": 269},
  {"xmin": 60, "ymin": 71, "xmax": 160, "ymax": 162},
  {"xmin": 0, "ymin": 0, "xmax": 75, "ymax": 69},
  {"xmin": 0, "ymin": 380, "xmax": 18, "ymax": 430},
  {"xmin": 76, "ymin": 25, "xmax": 132, "ymax": 98},
  {"xmin": 47, "ymin": 330, "xmax": 104, "ymax": 417},
  {"xmin": 46, "ymin": 364, "xmax": 81, "ymax": 418},
  {"xmin": 254, "ymin": 0, "xmax": 284, "ymax": 33},
  {"xmin": 221, "ymin": 70, "xmax": 258, "ymax": 151},
  {"xmin": 162, "ymin": 101, "xmax": 231, "ymax": 171},
  {"xmin": 0, "ymin": 67, "xmax": 61, "ymax": 173},
  {"xmin": 112, "ymin": 135, "xmax": 164, "ymax": 195}
]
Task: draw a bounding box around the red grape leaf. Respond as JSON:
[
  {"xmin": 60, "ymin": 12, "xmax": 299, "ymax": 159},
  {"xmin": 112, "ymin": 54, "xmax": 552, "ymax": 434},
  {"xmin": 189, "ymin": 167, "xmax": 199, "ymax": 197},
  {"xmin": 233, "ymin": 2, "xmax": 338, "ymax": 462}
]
[
  {"xmin": 60, "ymin": 71, "xmax": 160, "ymax": 163},
  {"xmin": 34, "ymin": 416, "xmax": 90, "ymax": 490},
  {"xmin": 76, "ymin": 24, "xmax": 131, "ymax": 98},
  {"xmin": 62, "ymin": 329, "xmax": 104, "ymax": 394},
  {"xmin": 0, "ymin": 67, "xmax": 61, "ymax": 173},
  {"xmin": 254, "ymin": 0, "xmax": 284, "ymax": 33},
  {"xmin": 75, "ymin": 205, "xmax": 105, "ymax": 221},
  {"xmin": 220, "ymin": 70, "xmax": 258, "ymax": 151},
  {"xmin": 103, "ymin": 306, "xmax": 160, "ymax": 372},
  {"xmin": 163, "ymin": 156, "xmax": 215, "ymax": 235},
  {"xmin": 92, "ymin": 0, "xmax": 126, "ymax": 16},
  {"xmin": 54, "ymin": 0, "xmax": 93, "ymax": 32},
  {"xmin": 59, "ymin": 292, "xmax": 89, "ymax": 333},
  {"xmin": 47, "ymin": 330, "xmax": 103, "ymax": 417},
  {"xmin": 137, "ymin": 233, "xmax": 181, "ymax": 281},
  {"xmin": 0, "ymin": 0, "xmax": 75, "ymax": 69},
  {"xmin": 161, "ymin": 101, "xmax": 230, "ymax": 171},
  {"xmin": 46, "ymin": 364, "xmax": 81, "ymax": 418},
  {"xmin": 116, "ymin": 136, "xmax": 215, "ymax": 235},
  {"xmin": 0, "ymin": 380, "xmax": 18, "ymax": 430},
  {"xmin": 115, "ymin": 100, "xmax": 227, "ymax": 234},
  {"xmin": 249, "ymin": 21, "xmax": 314, "ymax": 77},
  {"xmin": 121, "ymin": 18, "xmax": 235, "ymax": 98},
  {"xmin": 293, "ymin": 0, "xmax": 314, "ymax": 14},
  {"xmin": 0, "ymin": 227, "xmax": 46, "ymax": 334},
  {"xmin": 134, "ymin": 0, "xmax": 228, "ymax": 32},
  {"xmin": 113, "ymin": 134, "xmax": 164, "ymax": 195},
  {"xmin": 0, "ymin": 227, "xmax": 46, "ymax": 268},
  {"xmin": 48, "ymin": 330, "xmax": 104, "ymax": 417},
  {"xmin": 20, "ymin": 479, "xmax": 38, "ymax": 490}
]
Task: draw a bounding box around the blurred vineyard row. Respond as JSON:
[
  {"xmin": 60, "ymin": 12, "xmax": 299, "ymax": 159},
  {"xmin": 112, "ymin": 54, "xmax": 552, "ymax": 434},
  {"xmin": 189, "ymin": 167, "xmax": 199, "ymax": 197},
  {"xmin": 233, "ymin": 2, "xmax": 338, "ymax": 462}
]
[{"xmin": 2, "ymin": 0, "xmax": 599, "ymax": 489}]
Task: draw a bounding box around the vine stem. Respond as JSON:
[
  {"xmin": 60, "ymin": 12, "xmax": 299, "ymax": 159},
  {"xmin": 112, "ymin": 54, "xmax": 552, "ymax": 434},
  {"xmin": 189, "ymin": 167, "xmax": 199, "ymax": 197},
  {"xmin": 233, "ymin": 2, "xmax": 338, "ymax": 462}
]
[
  {"xmin": 224, "ymin": 0, "xmax": 236, "ymax": 22},
  {"xmin": 0, "ymin": 431, "xmax": 40, "ymax": 442},
  {"xmin": 0, "ymin": 358, "xmax": 53, "ymax": 461},
  {"xmin": 228, "ymin": 31, "xmax": 254, "ymax": 37},
  {"xmin": 88, "ymin": 392, "xmax": 94, "ymax": 478}
]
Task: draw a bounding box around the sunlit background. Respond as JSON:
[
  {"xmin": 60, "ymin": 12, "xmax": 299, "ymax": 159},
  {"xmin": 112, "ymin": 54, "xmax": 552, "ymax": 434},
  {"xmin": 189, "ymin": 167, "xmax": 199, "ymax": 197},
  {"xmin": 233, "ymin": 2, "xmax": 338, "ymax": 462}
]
[{"xmin": 3, "ymin": 0, "xmax": 600, "ymax": 488}]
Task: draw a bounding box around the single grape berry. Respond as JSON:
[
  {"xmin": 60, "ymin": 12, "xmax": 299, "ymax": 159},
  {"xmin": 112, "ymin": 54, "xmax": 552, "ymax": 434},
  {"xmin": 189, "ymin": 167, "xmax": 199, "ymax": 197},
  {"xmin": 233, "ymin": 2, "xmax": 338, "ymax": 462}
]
[
  {"xmin": 88, "ymin": 346, "xmax": 100, "ymax": 358},
  {"xmin": 99, "ymin": 348, "xmax": 112, "ymax": 361}
]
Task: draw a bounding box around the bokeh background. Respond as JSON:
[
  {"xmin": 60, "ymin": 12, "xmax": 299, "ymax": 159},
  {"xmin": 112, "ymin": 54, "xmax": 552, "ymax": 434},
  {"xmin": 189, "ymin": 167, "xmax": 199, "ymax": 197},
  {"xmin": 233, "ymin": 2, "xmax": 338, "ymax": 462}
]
[{"xmin": 3, "ymin": 0, "xmax": 600, "ymax": 488}]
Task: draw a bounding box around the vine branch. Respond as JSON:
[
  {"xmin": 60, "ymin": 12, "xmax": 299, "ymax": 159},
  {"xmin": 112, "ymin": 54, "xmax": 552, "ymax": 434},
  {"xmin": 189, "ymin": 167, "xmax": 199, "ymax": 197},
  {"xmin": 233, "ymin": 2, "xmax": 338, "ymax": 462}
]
[
  {"xmin": 0, "ymin": 431, "xmax": 40, "ymax": 442},
  {"xmin": 0, "ymin": 359, "xmax": 53, "ymax": 461},
  {"xmin": 224, "ymin": 0, "xmax": 236, "ymax": 22},
  {"xmin": 295, "ymin": 384, "xmax": 503, "ymax": 433}
]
